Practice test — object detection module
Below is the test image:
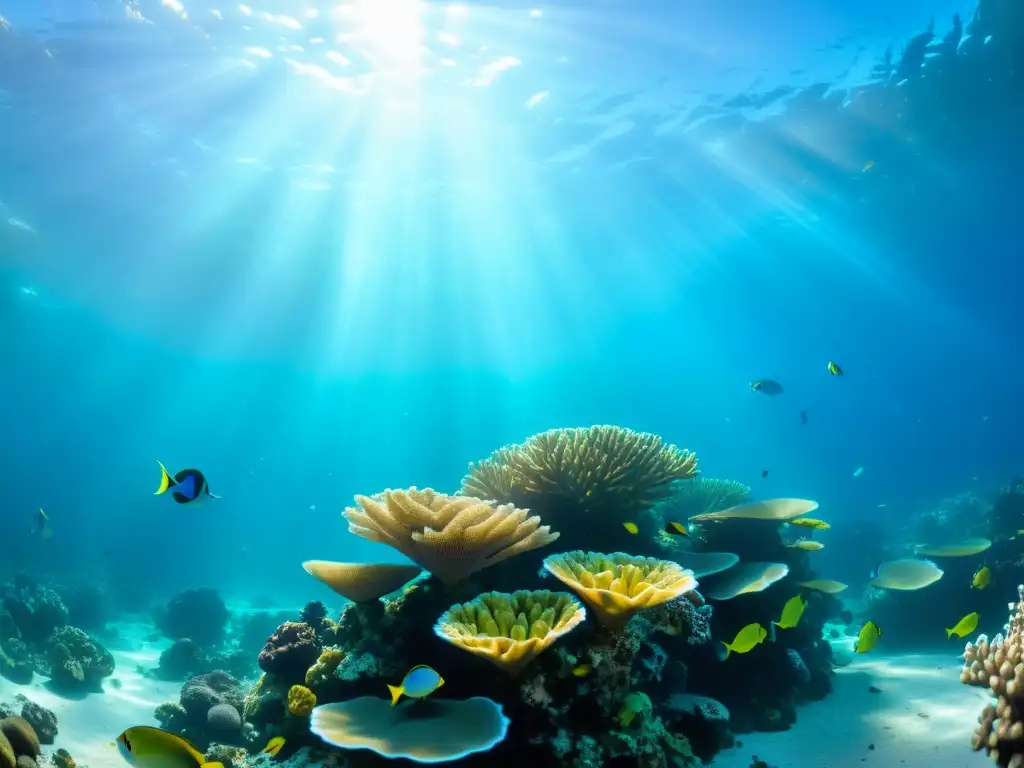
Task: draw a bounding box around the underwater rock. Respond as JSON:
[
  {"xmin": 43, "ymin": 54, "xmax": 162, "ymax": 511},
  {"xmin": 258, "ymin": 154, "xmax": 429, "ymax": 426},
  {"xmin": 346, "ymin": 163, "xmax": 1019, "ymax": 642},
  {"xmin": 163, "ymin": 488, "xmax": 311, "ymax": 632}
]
[
  {"xmin": 206, "ymin": 703, "xmax": 242, "ymax": 737},
  {"xmin": 42, "ymin": 627, "xmax": 114, "ymax": 689},
  {"xmin": 154, "ymin": 702, "xmax": 188, "ymax": 733},
  {"xmin": 257, "ymin": 622, "xmax": 318, "ymax": 685},
  {"xmin": 785, "ymin": 649, "xmax": 811, "ymax": 686},
  {"xmin": 172, "ymin": 671, "xmax": 245, "ymax": 749},
  {"xmin": 12, "ymin": 699, "xmax": 55, "ymax": 746},
  {"xmin": 1, "ymin": 577, "xmax": 68, "ymax": 645},
  {"xmin": 666, "ymin": 693, "xmax": 732, "ymax": 762},
  {"xmin": 157, "ymin": 639, "xmax": 207, "ymax": 681},
  {"xmin": 180, "ymin": 671, "xmax": 245, "ymax": 721},
  {"xmin": 0, "ymin": 638, "xmax": 34, "ymax": 685},
  {"xmin": 156, "ymin": 589, "xmax": 230, "ymax": 649}
]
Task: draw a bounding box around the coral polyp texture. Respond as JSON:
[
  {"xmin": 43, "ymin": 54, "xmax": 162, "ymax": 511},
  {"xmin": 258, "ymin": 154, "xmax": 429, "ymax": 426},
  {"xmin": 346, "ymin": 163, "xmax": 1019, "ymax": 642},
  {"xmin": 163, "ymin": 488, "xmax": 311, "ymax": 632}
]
[
  {"xmin": 543, "ymin": 551, "xmax": 699, "ymax": 630},
  {"xmin": 434, "ymin": 590, "xmax": 586, "ymax": 675},
  {"xmin": 461, "ymin": 426, "xmax": 699, "ymax": 549},
  {"xmin": 301, "ymin": 561, "xmax": 422, "ymax": 603},
  {"xmin": 963, "ymin": 584, "xmax": 1024, "ymax": 765},
  {"xmin": 343, "ymin": 488, "xmax": 559, "ymax": 585}
]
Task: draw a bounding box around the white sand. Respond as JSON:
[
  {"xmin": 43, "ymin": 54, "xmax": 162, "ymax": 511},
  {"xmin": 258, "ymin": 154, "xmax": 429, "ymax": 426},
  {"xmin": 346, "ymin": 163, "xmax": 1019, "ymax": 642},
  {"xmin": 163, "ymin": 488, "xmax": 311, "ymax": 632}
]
[
  {"xmin": 0, "ymin": 622, "xmax": 179, "ymax": 767},
  {"xmin": 710, "ymin": 652, "xmax": 993, "ymax": 768}
]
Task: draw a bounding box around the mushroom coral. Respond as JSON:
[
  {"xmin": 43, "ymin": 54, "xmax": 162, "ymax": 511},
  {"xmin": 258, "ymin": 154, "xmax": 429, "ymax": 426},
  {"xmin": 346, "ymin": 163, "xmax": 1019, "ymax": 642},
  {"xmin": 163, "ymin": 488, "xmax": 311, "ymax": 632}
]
[
  {"xmin": 343, "ymin": 488, "xmax": 558, "ymax": 585},
  {"xmin": 461, "ymin": 426, "xmax": 698, "ymax": 551},
  {"xmin": 434, "ymin": 590, "xmax": 586, "ymax": 675},
  {"xmin": 543, "ymin": 551, "xmax": 699, "ymax": 630},
  {"xmin": 302, "ymin": 561, "xmax": 422, "ymax": 603},
  {"xmin": 310, "ymin": 697, "xmax": 510, "ymax": 763}
]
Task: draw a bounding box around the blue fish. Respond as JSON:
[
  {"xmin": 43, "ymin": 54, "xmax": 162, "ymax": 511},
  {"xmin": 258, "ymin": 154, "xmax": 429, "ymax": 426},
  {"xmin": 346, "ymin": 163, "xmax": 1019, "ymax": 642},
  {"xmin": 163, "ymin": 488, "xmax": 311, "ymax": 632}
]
[
  {"xmin": 751, "ymin": 379, "xmax": 784, "ymax": 395},
  {"xmin": 387, "ymin": 665, "xmax": 444, "ymax": 706},
  {"xmin": 154, "ymin": 461, "xmax": 220, "ymax": 504}
]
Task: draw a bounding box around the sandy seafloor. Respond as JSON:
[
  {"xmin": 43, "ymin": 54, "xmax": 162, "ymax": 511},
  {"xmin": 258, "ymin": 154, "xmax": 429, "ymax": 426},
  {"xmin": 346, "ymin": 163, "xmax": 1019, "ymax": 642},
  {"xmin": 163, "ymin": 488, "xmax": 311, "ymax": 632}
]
[{"xmin": 0, "ymin": 621, "xmax": 995, "ymax": 768}]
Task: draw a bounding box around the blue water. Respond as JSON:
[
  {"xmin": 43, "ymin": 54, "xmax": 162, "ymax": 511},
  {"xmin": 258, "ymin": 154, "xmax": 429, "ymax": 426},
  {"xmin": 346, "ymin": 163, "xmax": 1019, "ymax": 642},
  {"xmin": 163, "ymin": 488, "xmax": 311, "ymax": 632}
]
[{"xmin": 1, "ymin": 0, "xmax": 1021, "ymax": 613}]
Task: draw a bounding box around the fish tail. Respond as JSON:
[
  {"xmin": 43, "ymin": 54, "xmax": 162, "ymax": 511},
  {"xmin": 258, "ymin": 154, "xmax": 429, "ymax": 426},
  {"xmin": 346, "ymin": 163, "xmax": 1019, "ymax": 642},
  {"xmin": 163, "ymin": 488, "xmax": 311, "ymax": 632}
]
[
  {"xmin": 155, "ymin": 461, "xmax": 175, "ymax": 495},
  {"xmin": 946, "ymin": 628, "xmax": 954, "ymax": 639},
  {"xmin": 388, "ymin": 684, "xmax": 403, "ymax": 706},
  {"xmin": 719, "ymin": 642, "xmax": 731, "ymax": 660}
]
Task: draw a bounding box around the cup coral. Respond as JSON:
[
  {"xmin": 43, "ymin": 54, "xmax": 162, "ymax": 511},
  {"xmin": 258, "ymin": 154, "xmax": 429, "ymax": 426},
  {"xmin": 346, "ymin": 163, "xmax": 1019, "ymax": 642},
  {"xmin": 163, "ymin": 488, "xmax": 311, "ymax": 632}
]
[
  {"xmin": 343, "ymin": 488, "xmax": 559, "ymax": 585},
  {"xmin": 287, "ymin": 684, "xmax": 317, "ymax": 717},
  {"xmin": 543, "ymin": 551, "xmax": 699, "ymax": 630},
  {"xmin": 302, "ymin": 561, "xmax": 422, "ymax": 603},
  {"xmin": 434, "ymin": 590, "xmax": 586, "ymax": 675}
]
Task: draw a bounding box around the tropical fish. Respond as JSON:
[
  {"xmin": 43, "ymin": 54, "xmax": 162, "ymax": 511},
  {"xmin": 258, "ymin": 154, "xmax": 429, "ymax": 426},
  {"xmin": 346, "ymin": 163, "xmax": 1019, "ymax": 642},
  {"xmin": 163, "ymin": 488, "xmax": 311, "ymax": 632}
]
[
  {"xmin": 761, "ymin": 470, "xmax": 769, "ymax": 478},
  {"xmin": 387, "ymin": 665, "xmax": 444, "ymax": 706},
  {"xmin": 946, "ymin": 612, "xmax": 980, "ymax": 639},
  {"xmin": 852, "ymin": 466, "xmax": 865, "ymax": 477},
  {"xmin": 571, "ymin": 664, "xmax": 592, "ymax": 677},
  {"xmin": 786, "ymin": 539, "xmax": 824, "ymax": 551},
  {"xmin": 704, "ymin": 562, "xmax": 789, "ymax": 601},
  {"xmin": 29, "ymin": 508, "xmax": 52, "ymax": 538},
  {"xmin": 691, "ymin": 498, "xmax": 818, "ymax": 522},
  {"xmin": 719, "ymin": 623, "xmax": 767, "ymax": 659},
  {"xmin": 117, "ymin": 726, "xmax": 284, "ymax": 767},
  {"xmin": 855, "ymin": 621, "xmax": 882, "ymax": 653},
  {"xmin": 773, "ymin": 595, "xmax": 807, "ymax": 630},
  {"xmin": 827, "ymin": 361, "xmax": 843, "ymax": 376},
  {"xmin": 663, "ymin": 521, "xmax": 688, "ymax": 536},
  {"xmin": 675, "ymin": 551, "xmax": 740, "ymax": 578},
  {"xmin": 915, "ymin": 538, "xmax": 992, "ymax": 557},
  {"xmin": 751, "ymin": 379, "xmax": 783, "ymax": 395},
  {"xmin": 972, "ymin": 566, "xmax": 991, "ymax": 590},
  {"xmin": 870, "ymin": 558, "xmax": 944, "ymax": 590},
  {"xmin": 789, "ymin": 518, "xmax": 830, "ymax": 530},
  {"xmin": 155, "ymin": 461, "xmax": 219, "ymax": 504},
  {"xmin": 863, "ymin": 160, "xmax": 875, "ymax": 172},
  {"xmin": 623, "ymin": 522, "xmax": 639, "ymax": 535},
  {"xmin": 795, "ymin": 579, "xmax": 848, "ymax": 594}
]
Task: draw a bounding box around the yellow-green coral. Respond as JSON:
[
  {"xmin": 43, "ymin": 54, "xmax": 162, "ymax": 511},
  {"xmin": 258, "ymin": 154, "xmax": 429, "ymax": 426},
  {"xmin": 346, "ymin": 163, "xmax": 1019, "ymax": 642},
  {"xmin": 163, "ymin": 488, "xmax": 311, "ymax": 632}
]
[
  {"xmin": 306, "ymin": 647, "xmax": 346, "ymax": 688},
  {"xmin": 461, "ymin": 427, "xmax": 699, "ymax": 539},
  {"xmin": 543, "ymin": 551, "xmax": 698, "ymax": 630},
  {"xmin": 287, "ymin": 684, "xmax": 317, "ymax": 717},
  {"xmin": 434, "ymin": 590, "xmax": 586, "ymax": 675},
  {"xmin": 617, "ymin": 691, "xmax": 652, "ymax": 727}
]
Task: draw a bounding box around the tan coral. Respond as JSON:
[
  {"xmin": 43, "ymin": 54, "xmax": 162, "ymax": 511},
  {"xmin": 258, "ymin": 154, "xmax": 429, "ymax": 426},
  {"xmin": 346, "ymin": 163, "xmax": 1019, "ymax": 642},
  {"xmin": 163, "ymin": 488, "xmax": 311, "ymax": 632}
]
[
  {"xmin": 343, "ymin": 488, "xmax": 559, "ymax": 586},
  {"xmin": 434, "ymin": 590, "xmax": 586, "ymax": 675},
  {"xmin": 543, "ymin": 551, "xmax": 698, "ymax": 630},
  {"xmin": 962, "ymin": 584, "xmax": 1024, "ymax": 763},
  {"xmin": 302, "ymin": 561, "xmax": 422, "ymax": 603}
]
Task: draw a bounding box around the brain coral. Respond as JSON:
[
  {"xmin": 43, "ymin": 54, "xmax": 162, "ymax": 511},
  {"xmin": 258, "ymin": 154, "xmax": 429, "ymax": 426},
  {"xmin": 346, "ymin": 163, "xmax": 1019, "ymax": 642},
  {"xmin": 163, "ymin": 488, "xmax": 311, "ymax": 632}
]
[
  {"xmin": 343, "ymin": 488, "xmax": 559, "ymax": 585},
  {"xmin": 258, "ymin": 622, "xmax": 319, "ymax": 684}
]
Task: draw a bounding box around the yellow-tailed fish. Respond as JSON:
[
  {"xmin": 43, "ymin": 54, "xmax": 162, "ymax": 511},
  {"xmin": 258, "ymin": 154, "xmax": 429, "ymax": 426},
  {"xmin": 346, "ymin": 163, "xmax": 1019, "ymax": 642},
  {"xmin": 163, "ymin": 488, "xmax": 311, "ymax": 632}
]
[
  {"xmin": 387, "ymin": 665, "xmax": 444, "ymax": 706},
  {"xmin": 155, "ymin": 461, "xmax": 220, "ymax": 504},
  {"xmin": 972, "ymin": 566, "xmax": 991, "ymax": 590},
  {"xmin": 773, "ymin": 595, "xmax": 808, "ymax": 630},
  {"xmin": 827, "ymin": 361, "xmax": 843, "ymax": 376},
  {"xmin": 29, "ymin": 508, "xmax": 52, "ymax": 538},
  {"xmin": 719, "ymin": 623, "xmax": 767, "ymax": 660},
  {"xmin": 786, "ymin": 539, "xmax": 824, "ymax": 551},
  {"xmin": 261, "ymin": 737, "xmax": 286, "ymax": 756},
  {"xmin": 117, "ymin": 726, "xmax": 225, "ymax": 767},
  {"xmin": 571, "ymin": 664, "xmax": 592, "ymax": 677},
  {"xmin": 789, "ymin": 518, "xmax": 831, "ymax": 530},
  {"xmin": 946, "ymin": 612, "xmax": 980, "ymax": 639},
  {"xmin": 855, "ymin": 621, "xmax": 882, "ymax": 653},
  {"xmin": 623, "ymin": 522, "xmax": 639, "ymax": 534},
  {"xmin": 664, "ymin": 521, "xmax": 688, "ymax": 536}
]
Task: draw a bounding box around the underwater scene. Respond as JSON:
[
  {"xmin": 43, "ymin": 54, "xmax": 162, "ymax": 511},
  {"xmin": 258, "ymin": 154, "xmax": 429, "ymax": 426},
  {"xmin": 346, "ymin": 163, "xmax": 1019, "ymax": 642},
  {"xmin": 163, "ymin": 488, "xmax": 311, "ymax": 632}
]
[{"xmin": 2, "ymin": 0, "xmax": 1024, "ymax": 767}]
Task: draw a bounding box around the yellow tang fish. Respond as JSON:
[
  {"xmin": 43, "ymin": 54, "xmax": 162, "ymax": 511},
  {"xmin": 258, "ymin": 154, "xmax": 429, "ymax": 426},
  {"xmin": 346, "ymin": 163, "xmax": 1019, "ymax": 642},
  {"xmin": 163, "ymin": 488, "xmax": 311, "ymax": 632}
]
[
  {"xmin": 827, "ymin": 361, "xmax": 843, "ymax": 376},
  {"xmin": 946, "ymin": 612, "xmax": 980, "ymax": 639},
  {"xmin": 664, "ymin": 521, "xmax": 688, "ymax": 536},
  {"xmin": 623, "ymin": 522, "xmax": 639, "ymax": 534},
  {"xmin": 773, "ymin": 595, "xmax": 808, "ymax": 630},
  {"xmin": 117, "ymin": 727, "xmax": 284, "ymax": 767},
  {"xmin": 571, "ymin": 664, "xmax": 592, "ymax": 678},
  {"xmin": 719, "ymin": 623, "xmax": 767, "ymax": 660},
  {"xmin": 786, "ymin": 539, "xmax": 824, "ymax": 551},
  {"xmin": 855, "ymin": 621, "xmax": 882, "ymax": 654},
  {"xmin": 789, "ymin": 518, "xmax": 831, "ymax": 530},
  {"xmin": 387, "ymin": 665, "xmax": 444, "ymax": 706},
  {"xmin": 972, "ymin": 567, "xmax": 991, "ymax": 590}
]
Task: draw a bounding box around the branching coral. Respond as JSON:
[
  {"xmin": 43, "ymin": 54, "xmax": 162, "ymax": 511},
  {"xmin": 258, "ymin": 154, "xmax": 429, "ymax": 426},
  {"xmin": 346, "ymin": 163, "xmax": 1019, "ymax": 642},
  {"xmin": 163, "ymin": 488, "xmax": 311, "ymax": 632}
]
[
  {"xmin": 434, "ymin": 590, "xmax": 586, "ymax": 675},
  {"xmin": 963, "ymin": 584, "xmax": 1024, "ymax": 764},
  {"xmin": 461, "ymin": 427, "xmax": 699, "ymax": 530},
  {"xmin": 343, "ymin": 488, "xmax": 559, "ymax": 585},
  {"xmin": 543, "ymin": 551, "xmax": 699, "ymax": 630}
]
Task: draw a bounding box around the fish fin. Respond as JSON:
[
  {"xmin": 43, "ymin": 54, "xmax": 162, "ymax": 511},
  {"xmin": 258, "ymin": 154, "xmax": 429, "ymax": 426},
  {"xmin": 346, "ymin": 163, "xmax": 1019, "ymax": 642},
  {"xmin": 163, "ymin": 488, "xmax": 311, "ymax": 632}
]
[
  {"xmin": 388, "ymin": 684, "xmax": 403, "ymax": 706},
  {"xmin": 208, "ymin": 492, "xmax": 222, "ymax": 500},
  {"xmin": 945, "ymin": 628, "xmax": 954, "ymax": 639},
  {"xmin": 155, "ymin": 461, "xmax": 176, "ymax": 495},
  {"xmin": 436, "ymin": 676, "xmax": 445, "ymax": 688}
]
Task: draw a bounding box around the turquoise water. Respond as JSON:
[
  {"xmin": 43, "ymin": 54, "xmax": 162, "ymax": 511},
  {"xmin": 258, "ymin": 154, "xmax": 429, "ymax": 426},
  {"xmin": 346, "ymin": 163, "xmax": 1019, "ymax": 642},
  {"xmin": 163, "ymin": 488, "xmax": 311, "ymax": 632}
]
[{"xmin": 1, "ymin": 1, "xmax": 1023, "ymax": 767}]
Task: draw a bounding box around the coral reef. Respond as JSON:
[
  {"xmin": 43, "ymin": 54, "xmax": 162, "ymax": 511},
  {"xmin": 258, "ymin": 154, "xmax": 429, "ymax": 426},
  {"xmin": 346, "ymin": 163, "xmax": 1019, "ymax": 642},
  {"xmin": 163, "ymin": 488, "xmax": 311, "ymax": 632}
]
[
  {"xmin": 286, "ymin": 686, "xmax": 316, "ymax": 718},
  {"xmin": 1, "ymin": 576, "xmax": 68, "ymax": 646},
  {"xmin": 656, "ymin": 477, "xmax": 752, "ymax": 523},
  {"xmin": 39, "ymin": 627, "xmax": 114, "ymax": 690},
  {"xmin": 461, "ymin": 425, "xmax": 699, "ymax": 555},
  {"xmin": 155, "ymin": 588, "xmax": 230, "ymax": 649},
  {"xmin": 156, "ymin": 670, "xmax": 248, "ymax": 750},
  {"xmin": 12, "ymin": 698, "xmax": 55, "ymax": 746},
  {"xmin": 0, "ymin": 715, "xmax": 41, "ymax": 768},
  {"xmin": 258, "ymin": 623, "xmax": 319, "ymax": 685},
  {"xmin": 157, "ymin": 639, "xmax": 207, "ymax": 681}
]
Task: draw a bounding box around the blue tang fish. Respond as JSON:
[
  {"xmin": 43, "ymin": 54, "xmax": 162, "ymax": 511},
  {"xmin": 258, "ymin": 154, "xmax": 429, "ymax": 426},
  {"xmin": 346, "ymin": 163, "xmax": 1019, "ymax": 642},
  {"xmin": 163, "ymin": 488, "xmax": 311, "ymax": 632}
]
[
  {"xmin": 155, "ymin": 461, "xmax": 220, "ymax": 504},
  {"xmin": 387, "ymin": 665, "xmax": 444, "ymax": 706}
]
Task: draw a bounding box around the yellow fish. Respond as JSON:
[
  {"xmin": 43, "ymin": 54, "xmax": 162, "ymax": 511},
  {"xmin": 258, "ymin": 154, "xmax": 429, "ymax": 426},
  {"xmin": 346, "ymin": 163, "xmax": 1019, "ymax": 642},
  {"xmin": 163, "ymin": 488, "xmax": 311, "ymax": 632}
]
[
  {"xmin": 571, "ymin": 664, "xmax": 592, "ymax": 678},
  {"xmin": 664, "ymin": 521, "xmax": 688, "ymax": 536},
  {"xmin": 262, "ymin": 737, "xmax": 285, "ymax": 757},
  {"xmin": 387, "ymin": 665, "xmax": 444, "ymax": 706},
  {"xmin": 855, "ymin": 621, "xmax": 882, "ymax": 654},
  {"xmin": 795, "ymin": 579, "xmax": 848, "ymax": 594},
  {"xmin": 117, "ymin": 726, "xmax": 285, "ymax": 767},
  {"xmin": 773, "ymin": 595, "xmax": 808, "ymax": 630},
  {"xmin": 720, "ymin": 623, "xmax": 767, "ymax": 660},
  {"xmin": 972, "ymin": 566, "xmax": 991, "ymax": 590},
  {"xmin": 946, "ymin": 612, "xmax": 980, "ymax": 639},
  {"xmin": 786, "ymin": 539, "xmax": 824, "ymax": 551},
  {"xmin": 789, "ymin": 518, "xmax": 831, "ymax": 530},
  {"xmin": 623, "ymin": 522, "xmax": 639, "ymax": 534},
  {"xmin": 827, "ymin": 361, "xmax": 843, "ymax": 376}
]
